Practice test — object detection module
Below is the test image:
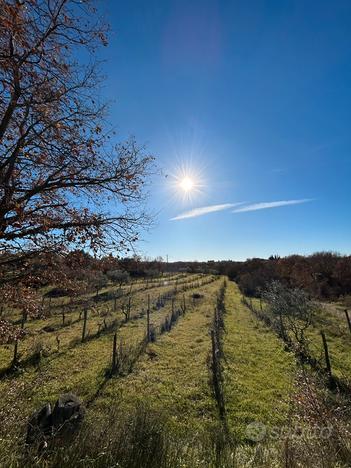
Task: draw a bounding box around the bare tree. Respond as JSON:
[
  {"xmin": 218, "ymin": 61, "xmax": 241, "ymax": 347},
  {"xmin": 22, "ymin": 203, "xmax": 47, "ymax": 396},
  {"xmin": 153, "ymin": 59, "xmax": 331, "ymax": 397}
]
[
  {"xmin": 0, "ymin": 0, "xmax": 154, "ymax": 269},
  {"xmin": 0, "ymin": 0, "xmax": 154, "ymax": 341},
  {"xmin": 263, "ymin": 281, "xmax": 315, "ymax": 353}
]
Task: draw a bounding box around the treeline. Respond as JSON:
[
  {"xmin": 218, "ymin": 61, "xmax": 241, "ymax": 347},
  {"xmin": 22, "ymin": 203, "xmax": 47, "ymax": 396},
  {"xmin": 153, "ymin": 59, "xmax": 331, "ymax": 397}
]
[
  {"xmin": 0, "ymin": 250, "xmax": 177, "ymax": 343},
  {"xmin": 0, "ymin": 251, "xmax": 168, "ymax": 308},
  {"xmin": 166, "ymin": 252, "xmax": 351, "ymax": 300},
  {"xmin": 5, "ymin": 250, "xmax": 167, "ymax": 289},
  {"xmin": 4, "ymin": 250, "xmax": 350, "ymax": 301}
]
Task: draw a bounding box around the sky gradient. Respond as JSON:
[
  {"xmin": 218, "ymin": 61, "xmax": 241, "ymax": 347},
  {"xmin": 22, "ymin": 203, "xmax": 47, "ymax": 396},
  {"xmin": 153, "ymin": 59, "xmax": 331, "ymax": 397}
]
[{"xmin": 99, "ymin": 0, "xmax": 351, "ymax": 261}]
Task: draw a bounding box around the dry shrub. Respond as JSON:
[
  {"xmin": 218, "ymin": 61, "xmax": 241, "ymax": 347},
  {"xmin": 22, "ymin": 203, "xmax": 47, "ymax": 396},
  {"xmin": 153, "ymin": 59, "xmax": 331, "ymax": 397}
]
[{"xmin": 281, "ymin": 370, "xmax": 351, "ymax": 467}]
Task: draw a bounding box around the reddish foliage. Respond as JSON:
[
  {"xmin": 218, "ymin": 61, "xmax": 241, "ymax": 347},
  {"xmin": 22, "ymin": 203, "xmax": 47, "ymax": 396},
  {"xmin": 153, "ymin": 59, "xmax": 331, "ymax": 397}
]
[
  {"xmin": 0, "ymin": 0, "xmax": 154, "ymax": 274},
  {"xmin": 0, "ymin": 1, "xmax": 154, "ymax": 341},
  {"xmin": 0, "ymin": 319, "xmax": 25, "ymax": 344}
]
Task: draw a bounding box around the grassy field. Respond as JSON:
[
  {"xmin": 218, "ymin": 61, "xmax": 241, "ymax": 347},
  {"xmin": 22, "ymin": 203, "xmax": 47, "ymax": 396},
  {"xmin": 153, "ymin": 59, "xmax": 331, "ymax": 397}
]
[
  {"xmin": 248, "ymin": 294, "xmax": 351, "ymax": 385},
  {"xmin": 91, "ymin": 280, "xmax": 221, "ymax": 435},
  {"xmin": 223, "ymin": 282, "xmax": 296, "ymax": 441},
  {"xmin": 0, "ymin": 272, "xmax": 205, "ymax": 370},
  {"xmin": 0, "ymin": 275, "xmax": 219, "ymax": 439},
  {"xmin": 1, "ymin": 275, "xmax": 351, "ymax": 467},
  {"xmin": 306, "ymin": 302, "xmax": 351, "ymax": 382}
]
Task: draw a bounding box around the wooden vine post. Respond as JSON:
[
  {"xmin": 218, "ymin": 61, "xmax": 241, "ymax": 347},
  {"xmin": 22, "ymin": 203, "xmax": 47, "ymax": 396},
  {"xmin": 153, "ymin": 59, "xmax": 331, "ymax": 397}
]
[
  {"xmin": 21, "ymin": 312, "xmax": 27, "ymax": 330},
  {"xmin": 147, "ymin": 294, "xmax": 151, "ymax": 342},
  {"xmin": 344, "ymin": 309, "xmax": 351, "ymax": 334},
  {"xmin": 12, "ymin": 339, "xmax": 19, "ymax": 367},
  {"xmin": 81, "ymin": 308, "xmax": 88, "ymax": 342},
  {"xmin": 112, "ymin": 331, "xmax": 118, "ymax": 373},
  {"xmin": 128, "ymin": 296, "xmax": 132, "ymax": 319},
  {"xmin": 320, "ymin": 330, "xmax": 332, "ymax": 377},
  {"xmin": 56, "ymin": 335, "xmax": 60, "ymax": 352}
]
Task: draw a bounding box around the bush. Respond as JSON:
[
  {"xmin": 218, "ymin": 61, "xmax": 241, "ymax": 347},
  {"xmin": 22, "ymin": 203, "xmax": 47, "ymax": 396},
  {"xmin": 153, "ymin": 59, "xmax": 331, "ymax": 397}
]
[
  {"xmin": 106, "ymin": 270, "xmax": 130, "ymax": 285},
  {"xmin": 263, "ymin": 281, "xmax": 315, "ymax": 351}
]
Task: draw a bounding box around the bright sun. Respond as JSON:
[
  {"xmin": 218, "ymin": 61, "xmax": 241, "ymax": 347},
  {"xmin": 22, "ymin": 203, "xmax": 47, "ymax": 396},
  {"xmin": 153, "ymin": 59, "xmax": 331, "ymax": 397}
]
[
  {"xmin": 179, "ymin": 176, "xmax": 194, "ymax": 192},
  {"xmin": 168, "ymin": 162, "xmax": 205, "ymax": 202}
]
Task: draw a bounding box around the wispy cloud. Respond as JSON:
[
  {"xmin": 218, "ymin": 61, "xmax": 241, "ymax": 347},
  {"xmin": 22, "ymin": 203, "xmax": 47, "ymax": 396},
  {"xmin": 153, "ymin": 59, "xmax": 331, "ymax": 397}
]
[
  {"xmin": 171, "ymin": 199, "xmax": 313, "ymax": 220},
  {"xmin": 232, "ymin": 199, "xmax": 313, "ymax": 213},
  {"xmin": 171, "ymin": 203, "xmax": 242, "ymax": 221}
]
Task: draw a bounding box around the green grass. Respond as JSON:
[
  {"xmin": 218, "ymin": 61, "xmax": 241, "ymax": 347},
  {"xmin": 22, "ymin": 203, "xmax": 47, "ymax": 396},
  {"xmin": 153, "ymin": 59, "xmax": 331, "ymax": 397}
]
[
  {"xmin": 223, "ymin": 282, "xmax": 296, "ymax": 441},
  {"xmin": 2, "ymin": 278, "xmax": 351, "ymax": 467},
  {"xmin": 305, "ymin": 303, "xmax": 351, "ymax": 382},
  {"xmin": 248, "ymin": 293, "xmax": 351, "ymax": 385},
  {"xmin": 90, "ymin": 280, "xmax": 222, "ymax": 436},
  {"xmin": 0, "ymin": 273, "xmax": 206, "ymax": 371},
  {"xmin": 0, "ymin": 275, "xmax": 219, "ymax": 442}
]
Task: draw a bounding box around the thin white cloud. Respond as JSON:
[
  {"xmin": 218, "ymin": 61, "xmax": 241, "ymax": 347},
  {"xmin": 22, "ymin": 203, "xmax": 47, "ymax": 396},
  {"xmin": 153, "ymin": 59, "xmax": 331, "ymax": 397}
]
[
  {"xmin": 232, "ymin": 199, "xmax": 313, "ymax": 213},
  {"xmin": 171, "ymin": 203, "xmax": 243, "ymax": 221}
]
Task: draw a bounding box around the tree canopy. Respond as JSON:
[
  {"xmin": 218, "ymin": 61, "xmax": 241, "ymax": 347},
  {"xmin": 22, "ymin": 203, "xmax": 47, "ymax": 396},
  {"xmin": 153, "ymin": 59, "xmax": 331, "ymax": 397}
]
[
  {"xmin": 0, "ymin": 0, "xmax": 154, "ymax": 283},
  {"xmin": 0, "ymin": 0, "xmax": 154, "ymax": 341}
]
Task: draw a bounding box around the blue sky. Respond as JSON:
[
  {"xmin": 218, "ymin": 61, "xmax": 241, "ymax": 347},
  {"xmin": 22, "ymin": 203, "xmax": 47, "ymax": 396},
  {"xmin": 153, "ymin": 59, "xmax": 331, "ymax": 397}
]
[{"xmin": 98, "ymin": 0, "xmax": 351, "ymax": 261}]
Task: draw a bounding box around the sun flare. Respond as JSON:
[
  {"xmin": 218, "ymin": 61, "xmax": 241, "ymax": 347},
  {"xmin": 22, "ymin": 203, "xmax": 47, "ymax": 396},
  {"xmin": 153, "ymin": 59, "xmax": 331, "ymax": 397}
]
[
  {"xmin": 179, "ymin": 177, "xmax": 194, "ymax": 192},
  {"xmin": 167, "ymin": 160, "xmax": 206, "ymax": 203}
]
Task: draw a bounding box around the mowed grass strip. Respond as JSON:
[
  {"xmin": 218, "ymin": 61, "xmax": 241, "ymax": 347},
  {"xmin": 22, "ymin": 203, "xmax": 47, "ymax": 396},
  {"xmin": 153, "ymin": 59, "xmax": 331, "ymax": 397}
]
[
  {"xmin": 305, "ymin": 306, "xmax": 351, "ymax": 383},
  {"xmin": 223, "ymin": 282, "xmax": 296, "ymax": 441},
  {"xmin": 0, "ymin": 283, "xmax": 162, "ymax": 370},
  {"xmin": 253, "ymin": 296, "xmax": 351, "ymax": 384},
  {"xmin": 0, "ymin": 274, "xmax": 204, "ymax": 370},
  {"xmin": 0, "ymin": 278, "xmax": 218, "ymax": 433},
  {"xmin": 91, "ymin": 281, "xmax": 223, "ymax": 435},
  {"xmin": 1, "ymin": 272, "xmax": 201, "ymax": 332}
]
